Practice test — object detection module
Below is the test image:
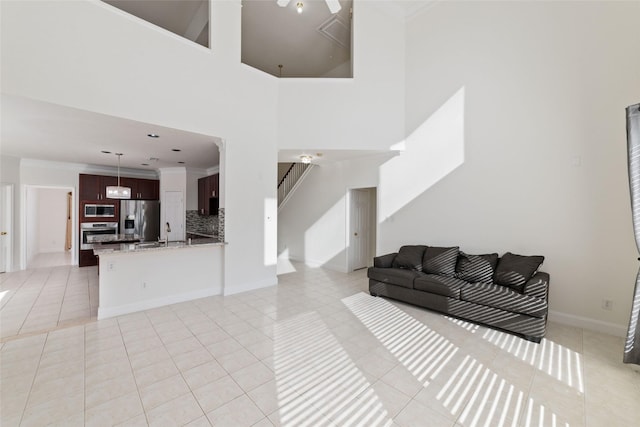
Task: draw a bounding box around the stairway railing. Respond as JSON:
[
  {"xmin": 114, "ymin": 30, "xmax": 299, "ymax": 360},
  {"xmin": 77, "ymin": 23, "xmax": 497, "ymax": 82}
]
[{"xmin": 278, "ymin": 162, "xmax": 312, "ymax": 207}]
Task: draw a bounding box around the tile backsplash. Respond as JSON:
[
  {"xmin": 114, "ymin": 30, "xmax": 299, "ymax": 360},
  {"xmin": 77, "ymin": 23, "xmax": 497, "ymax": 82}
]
[{"xmin": 186, "ymin": 210, "xmax": 218, "ymax": 236}]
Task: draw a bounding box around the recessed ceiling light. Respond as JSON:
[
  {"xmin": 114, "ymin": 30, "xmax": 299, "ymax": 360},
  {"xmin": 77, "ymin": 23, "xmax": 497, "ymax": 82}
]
[
  {"xmin": 178, "ymin": 161, "xmax": 185, "ymax": 164},
  {"xmin": 171, "ymin": 149, "xmax": 181, "ymax": 152},
  {"xmin": 149, "ymin": 157, "xmax": 159, "ymax": 161},
  {"xmin": 101, "ymin": 150, "xmax": 111, "ymax": 154},
  {"xmin": 147, "ymin": 133, "xmax": 159, "ymax": 138},
  {"xmin": 141, "ymin": 163, "xmax": 149, "ymax": 166}
]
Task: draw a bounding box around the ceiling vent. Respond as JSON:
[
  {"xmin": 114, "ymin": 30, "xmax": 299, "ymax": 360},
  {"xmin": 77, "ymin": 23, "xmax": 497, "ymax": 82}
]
[{"xmin": 317, "ymin": 15, "xmax": 350, "ymax": 49}]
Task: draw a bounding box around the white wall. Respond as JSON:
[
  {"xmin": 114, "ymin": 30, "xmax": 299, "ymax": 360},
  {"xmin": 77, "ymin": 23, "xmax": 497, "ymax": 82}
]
[
  {"xmin": 277, "ymin": 0, "xmax": 405, "ymax": 151},
  {"xmin": 397, "ymin": 1, "xmax": 639, "ymax": 331},
  {"xmin": 36, "ymin": 188, "xmax": 68, "ymax": 253},
  {"xmin": 25, "ymin": 187, "xmax": 39, "ymax": 267},
  {"xmin": 2, "ymin": 0, "xmax": 280, "ymax": 293},
  {"xmin": 279, "ymin": 1, "xmax": 640, "ymax": 334},
  {"xmin": 278, "ymin": 154, "xmax": 390, "ymax": 272}
]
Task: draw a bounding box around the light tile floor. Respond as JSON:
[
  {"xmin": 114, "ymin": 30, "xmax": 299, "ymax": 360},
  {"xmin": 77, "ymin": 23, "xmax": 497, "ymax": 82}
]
[
  {"xmin": 0, "ymin": 263, "xmax": 97, "ymax": 339},
  {"xmin": 1, "ymin": 262, "xmax": 639, "ymax": 426}
]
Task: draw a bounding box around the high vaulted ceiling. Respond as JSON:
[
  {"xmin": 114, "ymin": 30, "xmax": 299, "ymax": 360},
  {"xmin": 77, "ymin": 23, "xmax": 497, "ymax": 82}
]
[
  {"xmin": 1, "ymin": 1, "xmax": 435, "ymax": 171},
  {"xmin": 241, "ymin": 0, "xmax": 353, "ymax": 77}
]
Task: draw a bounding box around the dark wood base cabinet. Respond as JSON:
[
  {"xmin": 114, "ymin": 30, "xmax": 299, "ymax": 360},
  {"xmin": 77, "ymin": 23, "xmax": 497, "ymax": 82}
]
[{"xmin": 79, "ymin": 249, "xmax": 98, "ymax": 267}]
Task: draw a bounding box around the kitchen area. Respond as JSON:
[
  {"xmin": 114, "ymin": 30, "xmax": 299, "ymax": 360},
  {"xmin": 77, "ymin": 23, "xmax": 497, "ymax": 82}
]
[{"xmin": 78, "ymin": 170, "xmax": 226, "ymax": 319}]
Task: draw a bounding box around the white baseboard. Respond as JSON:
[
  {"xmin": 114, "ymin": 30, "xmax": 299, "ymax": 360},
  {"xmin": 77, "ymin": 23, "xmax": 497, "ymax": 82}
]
[
  {"xmin": 98, "ymin": 287, "xmax": 220, "ymax": 320},
  {"xmin": 548, "ymin": 310, "xmax": 627, "ymax": 337},
  {"xmin": 223, "ymin": 276, "xmax": 277, "ymax": 296}
]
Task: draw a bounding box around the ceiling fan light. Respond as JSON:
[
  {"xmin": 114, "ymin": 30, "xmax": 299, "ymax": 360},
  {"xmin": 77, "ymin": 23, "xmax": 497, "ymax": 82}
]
[{"xmin": 296, "ymin": 2, "xmax": 303, "ymax": 13}]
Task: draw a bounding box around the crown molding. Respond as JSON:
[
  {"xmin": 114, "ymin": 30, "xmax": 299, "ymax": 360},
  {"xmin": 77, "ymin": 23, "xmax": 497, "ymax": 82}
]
[{"xmin": 20, "ymin": 158, "xmax": 158, "ymax": 178}]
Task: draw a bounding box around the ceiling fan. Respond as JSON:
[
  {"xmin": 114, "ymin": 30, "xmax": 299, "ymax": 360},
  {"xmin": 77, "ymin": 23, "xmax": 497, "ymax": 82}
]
[{"xmin": 277, "ymin": 0, "xmax": 342, "ymax": 14}]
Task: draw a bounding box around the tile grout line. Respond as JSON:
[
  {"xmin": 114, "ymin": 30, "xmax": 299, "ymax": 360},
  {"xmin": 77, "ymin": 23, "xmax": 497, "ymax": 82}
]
[
  {"xmin": 16, "ymin": 268, "xmax": 54, "ymax": 337},
  {"xmin": 16, "ymin": 330, "xmax": 50, "ymax": 426},
  {"xmin": 116, "ymin": 314, "xmax": 150, "ymax": 426},
  {"xmin": 55, "ymin": 266, "xmax": 72, "ymax": 329}
]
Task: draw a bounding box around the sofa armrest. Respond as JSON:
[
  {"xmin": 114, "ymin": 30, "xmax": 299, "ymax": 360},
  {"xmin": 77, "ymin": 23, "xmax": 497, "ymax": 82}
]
[
  {"xmin": 374, "ymin": 253, "xmax": 398, "ymax": 268},
  {"xmin": 523, "ymin": 272, "xmax": 549, "ymax": 300}
]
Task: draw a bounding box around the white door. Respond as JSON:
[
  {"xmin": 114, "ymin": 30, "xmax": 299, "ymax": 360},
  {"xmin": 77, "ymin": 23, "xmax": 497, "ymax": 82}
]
[
  {"xmin": 164, "ymin": 191, "xmax": 184, "ymax": 242},
  {"xmin": 0, "ymin": 184, "xmax": 12, "ymax": 273},
  {"xmin": 349, "ymin": 189, "xmax": 371, "ymax": 271}
]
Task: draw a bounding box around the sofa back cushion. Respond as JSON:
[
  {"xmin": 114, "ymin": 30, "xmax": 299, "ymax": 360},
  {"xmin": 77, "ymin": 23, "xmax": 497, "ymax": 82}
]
[
  {"xmin": 494, "ymin": 252, "xmax": 545, "ymax": 292},
  {"xmin": 455, "ymin": 252, "xmax": 498, "ymax": 284},
  {"xmin": 422, "ymin": 246, "xmax": 459, "ymax": 277},
  {"xmin": 392, "ymin": 245, "xmax": 427, "ymax": 271}
]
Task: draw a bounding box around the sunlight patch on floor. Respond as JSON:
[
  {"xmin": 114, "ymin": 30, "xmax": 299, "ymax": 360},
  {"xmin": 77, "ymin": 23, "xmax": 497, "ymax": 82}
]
[
  {"xmin": 273, "ymin": 310, "xmax": 393, "ymax": 427},
  {"xmin": 344, "ymin": 293, "xmax": 575, "ymax": 427}
]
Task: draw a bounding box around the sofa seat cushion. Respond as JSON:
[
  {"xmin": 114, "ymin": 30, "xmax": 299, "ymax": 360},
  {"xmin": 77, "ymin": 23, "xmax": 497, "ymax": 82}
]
[
  {"xmin": 460, "ymin": 283, "xmax": 547, "ymax": 317},
  {"xmin": 368, "ymin": 267, "xmax": 420, "ymax": 289},
  {"xmin": 414, "ymin": 274, "xmax": 467, "ymax": 299}
]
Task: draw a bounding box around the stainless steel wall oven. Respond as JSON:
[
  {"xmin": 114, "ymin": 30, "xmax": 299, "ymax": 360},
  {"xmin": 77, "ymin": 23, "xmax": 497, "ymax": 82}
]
[{"xmin": 80, "ymin": 222, "xmax": 118, "ymax": 250}]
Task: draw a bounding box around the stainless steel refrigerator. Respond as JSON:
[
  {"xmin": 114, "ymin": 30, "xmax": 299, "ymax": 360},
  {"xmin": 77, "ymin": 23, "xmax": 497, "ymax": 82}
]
[
  {"xmin": 120, "ymin": 200, "xmax": 160, "ymax": 242},
  {"xmin": 625, "ymin": 102, "xmax": 640, "ymax": 365}
]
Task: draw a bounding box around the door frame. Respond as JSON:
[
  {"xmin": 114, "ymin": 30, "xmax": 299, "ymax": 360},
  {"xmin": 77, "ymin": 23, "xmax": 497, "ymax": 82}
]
[
  {"xmin": 346, "ymin": 187, "xmax": 377, "ymax": 272},
  {"xmin": 1, "ymin": 184, "xmax": 14, "ymax": 273},
  {"xmin": 21, "ymin": 185, "xmax": 76, "ymax": 270}
]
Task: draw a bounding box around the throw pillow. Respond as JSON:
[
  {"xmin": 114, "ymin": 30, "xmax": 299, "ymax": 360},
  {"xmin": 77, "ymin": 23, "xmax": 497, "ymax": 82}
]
[
  {"xmin": 392, "ymin": 245, "xmax": 427, "ymax": 271},
  {"xmin": 455, "ymin": 252, "xmax": 499, "ymax": 284},
  {"xmin": 422, "ymin": 246, "xmax": 459, "ymax": 277},
  {"xmin": 494, "ymin": 252, "xmax": 545, "ymax": 291}
]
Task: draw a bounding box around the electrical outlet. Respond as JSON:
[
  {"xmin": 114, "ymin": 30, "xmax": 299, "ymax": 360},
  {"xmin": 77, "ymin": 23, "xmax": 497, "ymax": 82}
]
[
  {"xmin": 108, "ymin": 262, "xmax": 114, "ymax": 271},
  {"xmin": 602, "ymin": 299, "xmax": 614, "ymax": 311}
]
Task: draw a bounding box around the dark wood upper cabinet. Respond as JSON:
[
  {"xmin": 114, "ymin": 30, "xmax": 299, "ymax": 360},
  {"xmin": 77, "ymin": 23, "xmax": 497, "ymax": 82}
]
[
  {"xmin": 198, "ymin": 176, "xmax": 207, "ymax": 215},
  {"xmin": 79, "ymin": 174, "xmax": 101, "ymax": 201},
  {"xmin": 209, "ymin": 174, "xmax": 219, "ymax": 198},
  {"xmin": 197, "ymin": 173, "xmax": 219, "ymax": 215},
  {"xmin": 80, "ymin": 174, "xmax": 159, "ymax": 201},
  {"xmin": 136, "ymin": 178, "xmax": 159, "ymax": 200},
  {"xmin": 79, "ymin": 174, "xmax": 117, "ymax": 201}
]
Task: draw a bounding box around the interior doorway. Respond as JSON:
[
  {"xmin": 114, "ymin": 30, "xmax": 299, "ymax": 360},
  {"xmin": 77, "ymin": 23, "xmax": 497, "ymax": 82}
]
[
  {"xmin": 1, "ymin": 184, "xmax": 13, "ymax": 273},
  {"xmin": 24, "ymin": 186, "xmax": 75, "ymax": 269},
  {"xmin": 348, "ymin": 187, "xmax": 377, "ymax": 272}
]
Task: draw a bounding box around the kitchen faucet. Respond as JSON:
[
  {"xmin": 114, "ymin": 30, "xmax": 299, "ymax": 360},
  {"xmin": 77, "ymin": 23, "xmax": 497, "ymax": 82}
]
[{"xmin": 158, "ymin": 222, "xmax": 171, "ymax": 247}]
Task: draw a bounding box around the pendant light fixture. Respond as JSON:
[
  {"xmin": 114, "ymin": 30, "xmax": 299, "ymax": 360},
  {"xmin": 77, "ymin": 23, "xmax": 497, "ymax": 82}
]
[{"xmin": 106, "ymin": 153, "xmax": 132, "ymax": 199}]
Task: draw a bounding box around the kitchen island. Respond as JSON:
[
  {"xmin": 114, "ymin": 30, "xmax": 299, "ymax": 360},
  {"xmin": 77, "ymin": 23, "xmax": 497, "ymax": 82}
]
[{"xmin": 94, "ymin": 239, "xmax": 225, "ymax": 319}]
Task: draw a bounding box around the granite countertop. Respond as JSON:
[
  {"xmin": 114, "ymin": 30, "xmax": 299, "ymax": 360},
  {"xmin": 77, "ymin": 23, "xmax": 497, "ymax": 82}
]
[
  {"xmin": 93, "ymin": 238, "xmax": 226, "ymax": 256},
  {"xmin": 186, "ymin": 230, "xmax": 218, "ymax": 239},
  {"xmin": 89, "ymin": 234, "xmax": 141, "ymax": 244}
]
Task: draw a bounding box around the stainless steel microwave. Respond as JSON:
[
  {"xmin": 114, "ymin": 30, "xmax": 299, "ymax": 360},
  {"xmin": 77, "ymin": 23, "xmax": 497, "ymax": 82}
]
[{"xmin": 84, "ymin": 203, "xmax": 116, "ymax": 218}]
